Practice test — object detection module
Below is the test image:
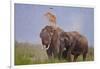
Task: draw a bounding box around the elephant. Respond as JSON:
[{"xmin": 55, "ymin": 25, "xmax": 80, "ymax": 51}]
[
  {"xmin": 40, "ymin": 26, "xmax": 55, "ymax": 58},
  {"xmin": 60, "ymin": 31, "xmax": 88, "ymax": 62},
  {"xmin": 40, "ymin": 26, "xmax": 88, "ymax": 61},
  {"xmin": 40, "ymin": 25, "xmax": 64, "ymax": 59},
  {"xmin": 49, "ymin": 29, "xmax": 64, "ymax": 59}
]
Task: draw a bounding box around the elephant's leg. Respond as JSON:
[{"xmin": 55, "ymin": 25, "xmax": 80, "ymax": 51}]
[
  {"xmin": 58, "ymin": 51, "xmax": 61, "ymax": 60},
  {"xmin": 47, "ymin": 50, "xmax": 51, "ymax": 56},
  {"xmin": 52, "ymin": 48, "xmax": 56, "ymax": 58},
  {"xmin": 46, "ymin": 47, "xmax": 53, "ymax": 59},
  {"xmin": 53, "ymin": 50, "xmax": 58, "ymax": 58},
  {"xmin": 58, "ymin": 46, "xmax": 64, "ymax": 60},
  {"xmin": 53, "ymin": 46, "xmax": 60, "ymax": 59},
  {"xmin": 67, "ymin": 51, "xmax": 72, "ymax": 62},
  {"xmin": 58, "ymin": 51, "xmax": 62, "ymax": 60},
  {"xmin": 83, "ymin": 53, "xmax": 87, "ymax": 61},
  {"xmin": 73, "ymin": 54, "xmax": 79, "ymax": 62},
  {"xmin": 83, "ymin": 47, "xmax": 88, "ymax": 61}
]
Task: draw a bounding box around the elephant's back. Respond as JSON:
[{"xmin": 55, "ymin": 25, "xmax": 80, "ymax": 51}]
[
  {"xmin": 68, "ymin": 31, "xmax": 88, "ymax": 53},
  {"xmin": 79, "ymin": 36, "xmax": 88, "ymax": 52}
]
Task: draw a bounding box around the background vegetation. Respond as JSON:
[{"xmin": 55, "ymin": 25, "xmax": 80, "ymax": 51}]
[{"xmin": 15, "ymin": 41, "xmax": 94, "ymax": 65}]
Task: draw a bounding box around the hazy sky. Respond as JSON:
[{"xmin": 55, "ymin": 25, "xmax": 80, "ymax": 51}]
[{"xmin": 15, "ymin": 3, "xmax": 94, "ymax": 46}]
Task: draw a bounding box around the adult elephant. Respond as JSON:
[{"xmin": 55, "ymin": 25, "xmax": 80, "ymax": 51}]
[
  {"xmin": 40, "ymin": 26, "xmax": 63, "ymax": 59},
  {"xmin": 60, "ymin": 31, "xmax": 88, "ymax": 62},
  {"xmin": 40, "ymin": 26, "xmax": 55, "ymax": 58},
  {"xmin": 49, "ymin": 28, "xmax": 64, "ymax": 59}
]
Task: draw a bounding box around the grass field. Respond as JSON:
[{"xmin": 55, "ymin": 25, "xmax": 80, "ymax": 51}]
[{"xmin": 15, "ymin": 41, "xmax": 94, "ymax": 65}]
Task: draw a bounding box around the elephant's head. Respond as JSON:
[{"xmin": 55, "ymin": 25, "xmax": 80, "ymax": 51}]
[
  {"xmin": 59, "ymin": 32, "xmax": 72, "ymax": 51},
  {"xmin": 40, "ymin": 26, "xmax": 55, "ymax": 50},
  {"xmin": 60, "ymin": 32, "xmax": 68, "ymax": 45}
]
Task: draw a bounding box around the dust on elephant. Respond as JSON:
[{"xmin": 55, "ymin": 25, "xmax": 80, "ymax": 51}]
[{"xmin": 60, "ymin": 31, "xmax": 88, "ymax": 62}]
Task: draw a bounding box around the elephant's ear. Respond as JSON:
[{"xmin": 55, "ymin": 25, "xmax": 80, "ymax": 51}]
[
  {"xmin": 65, "ymin": 33, "xmax": 73, "ymax": 46},
  {"xmin": 40, "ymin": 28, "xmax": 47, "ymax": 38},
  {"xmin": 65, "ymin": 37, "xmax": 68, "ymax": 41}
]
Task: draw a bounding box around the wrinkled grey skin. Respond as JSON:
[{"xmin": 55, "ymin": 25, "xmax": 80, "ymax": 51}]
[
  {"xmin": 40, "ymin": 26, "xmax": 54, "ymax": 48},
  {"xmin": 40, "ymin": 26, "xmax": 63, "ymax": 59},
  {"xmin": 60, "ymin": 31, "xmax": 88, "ymax": 62},
  {"xmin": 40, "ymin": 26, "xmax": 88, "ymax": 61},
  {"xmin": 50, "ymin": 29, "xmax": 64, "ymax": 59},
  {"xmin": 40, "ymin": 26, "xmax": 55, "ymax": 58}
]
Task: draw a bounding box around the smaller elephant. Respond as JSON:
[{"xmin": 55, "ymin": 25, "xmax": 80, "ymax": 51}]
[{"xmin": 60, "ymin": 31, "xmax": 88, "ymax": 62}]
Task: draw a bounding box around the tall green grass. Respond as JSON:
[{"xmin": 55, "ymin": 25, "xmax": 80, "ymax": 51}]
[{"xmin": 15, "ymin": 41, "xmax": 94, "ymax": 65}]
